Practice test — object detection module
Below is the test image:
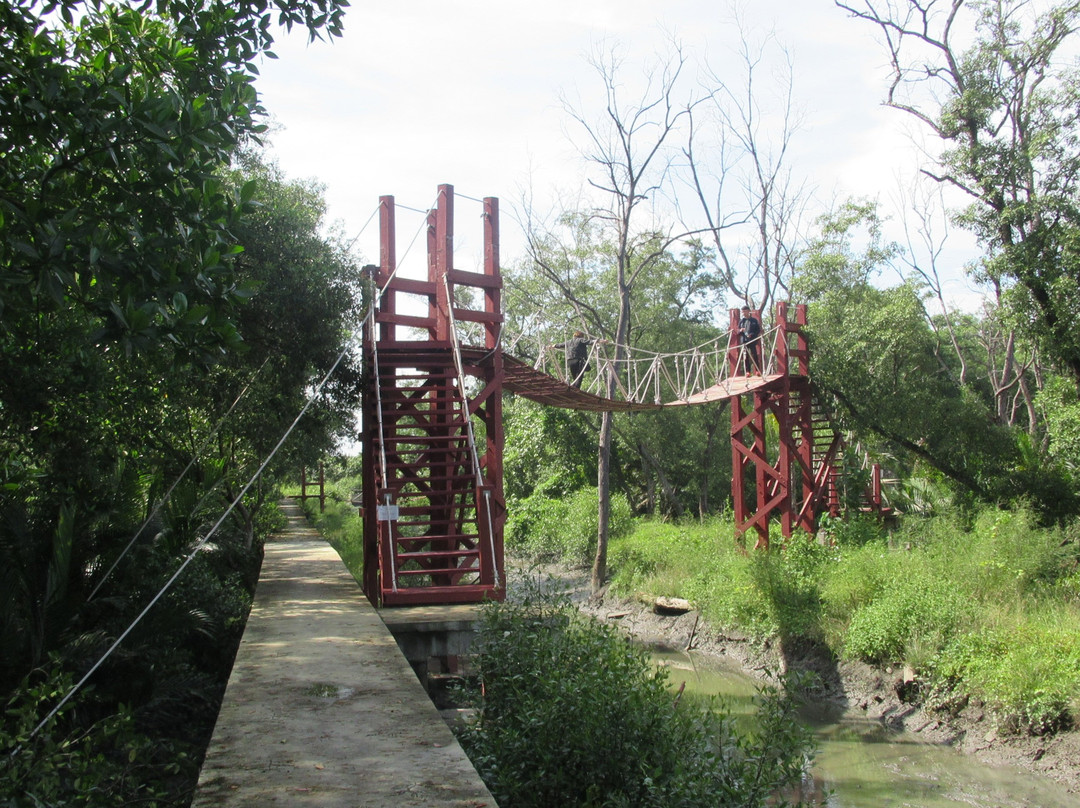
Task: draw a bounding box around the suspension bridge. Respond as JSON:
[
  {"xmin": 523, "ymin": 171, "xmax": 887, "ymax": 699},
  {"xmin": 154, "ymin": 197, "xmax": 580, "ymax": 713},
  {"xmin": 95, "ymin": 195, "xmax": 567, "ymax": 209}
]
[
  {"xmin": 190, "ymin": 185, "xmax": 863, "ymax": 804},
  {"xmin": 361, "ymin": 184, "xmax": 845, "ymax": 608}
]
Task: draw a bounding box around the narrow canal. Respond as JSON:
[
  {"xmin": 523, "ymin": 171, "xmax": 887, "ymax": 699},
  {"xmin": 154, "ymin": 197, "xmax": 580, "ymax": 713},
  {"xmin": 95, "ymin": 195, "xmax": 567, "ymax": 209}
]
[{"xmin": 653, "ymin": 648, "xmax": 1077, "ymax": 807}]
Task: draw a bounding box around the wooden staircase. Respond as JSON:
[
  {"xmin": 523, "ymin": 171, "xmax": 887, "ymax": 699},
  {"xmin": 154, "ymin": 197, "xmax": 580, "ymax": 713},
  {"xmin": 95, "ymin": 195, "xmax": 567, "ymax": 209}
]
[
  {"xmin": 809, "ymin": 394, "xmax": 842, "ymax": 519},
  {"xmin": 371, "ymin": 345, "xmax": 498, "ymax": 605}
]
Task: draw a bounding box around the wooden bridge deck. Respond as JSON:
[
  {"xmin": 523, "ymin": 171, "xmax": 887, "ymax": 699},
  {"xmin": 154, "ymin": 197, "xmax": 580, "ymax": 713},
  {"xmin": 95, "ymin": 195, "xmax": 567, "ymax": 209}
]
[{"xmin": 191, "ymin": 500, "xmax": 496, "ymax": 808}]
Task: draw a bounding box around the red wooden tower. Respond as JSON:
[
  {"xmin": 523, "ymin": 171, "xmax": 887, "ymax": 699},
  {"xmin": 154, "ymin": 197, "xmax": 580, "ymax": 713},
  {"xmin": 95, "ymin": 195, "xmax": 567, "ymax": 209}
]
[
  {"xmin": 727, "ymin": 302, "xmax": 840, "ymax": 549},
  {"xmin": 359, "ymin": 186, "xmax": 844, "ymax": 605},
  {"xmin": 361, "ymin": 185, "xmax": 506, "ymax": 606}
]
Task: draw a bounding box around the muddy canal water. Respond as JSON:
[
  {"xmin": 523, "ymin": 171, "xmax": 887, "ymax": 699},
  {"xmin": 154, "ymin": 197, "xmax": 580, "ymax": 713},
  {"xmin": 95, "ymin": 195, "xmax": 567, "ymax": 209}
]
[{"xmin": 653, "ymin": 648, "xmax": 1076, "ymax": 807}]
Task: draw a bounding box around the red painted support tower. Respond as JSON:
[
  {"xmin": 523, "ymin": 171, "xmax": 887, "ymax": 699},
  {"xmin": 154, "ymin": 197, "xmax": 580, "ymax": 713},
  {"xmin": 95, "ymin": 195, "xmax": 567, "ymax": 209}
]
[
  {"xmin": 361, "ymin": 185, "xmax": 506, "ymax": 606},
  {"xmin": 729, "ymin": 303, "xmax": 840, "ymax": 549}
]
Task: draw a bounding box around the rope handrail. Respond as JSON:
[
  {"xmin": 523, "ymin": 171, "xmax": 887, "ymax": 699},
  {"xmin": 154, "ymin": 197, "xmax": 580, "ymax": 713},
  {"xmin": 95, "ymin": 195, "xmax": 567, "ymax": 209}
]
[{"xmin": 524, "ymin": 322, "xmax": 785, "ymax": 406}]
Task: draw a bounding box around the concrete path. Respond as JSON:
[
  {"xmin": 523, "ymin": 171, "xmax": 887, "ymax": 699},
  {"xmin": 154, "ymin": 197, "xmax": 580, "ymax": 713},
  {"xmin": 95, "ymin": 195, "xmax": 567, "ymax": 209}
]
[{"xmin": 191, "ymin": 501, "xmax": 497, "ymax": 808}]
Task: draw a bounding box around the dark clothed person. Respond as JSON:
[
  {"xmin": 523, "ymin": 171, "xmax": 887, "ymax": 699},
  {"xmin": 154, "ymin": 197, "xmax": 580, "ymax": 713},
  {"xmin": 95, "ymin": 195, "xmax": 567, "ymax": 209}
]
[
  {"xmin": 738, "ymin": 308, "xmax": 761, "ymax": 375},
  {"xmin": 563, "ymin": 333, "xmax": 591, "ymax": 388}
]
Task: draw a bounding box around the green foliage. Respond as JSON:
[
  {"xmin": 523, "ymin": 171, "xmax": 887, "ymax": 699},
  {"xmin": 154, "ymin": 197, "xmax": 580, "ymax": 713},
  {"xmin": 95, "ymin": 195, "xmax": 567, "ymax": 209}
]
[
  {"xmin": 610, "ymin": 521, "xmax": 718, "ymax": 594},
  {"xmin": 792, "ymin": 199, "xmax": 1080, "ymax": 520},
  {"xmin": 610, "ymin": 506, "xmax": 1080, "ymax": 737},
  {"xmin": 749, "ymin": 534, "xmax": 837, "ymax": 642},
  {"xmin": 1037, "ymin": 374, "xmax": 1080, "ymax": 474},
  {"xmin": 968, "ymin": 618, "xmax": 1080, "ymax": 736},
  {"xmin": 507, "ymin": 486, "xmax": 633, "ymax": 565},
  {"xmin": 841, "ymin": 579, "xmax": 968, "ymax": 664},
  {"xmin": 817, "ymin": 513, "xmax": 885, "ymax": 548},
  {"xmin": 457, "ymin": 587, "xmax": 812, "ymax": 808},
  {"xmin": 819, "ymin": 540, "xmax": 899, "ymax": 633},
  {"xmin": 0, "ymin": 666, "xmax": 189, "ymax": 806},
  {"xmin": 608, "ymin": 518, "xmax": 783, "ymax": 641},
  {"xmin": 503, "ymin": 397, "xmax": 595, "ymax": 501},
  {"xmin": 0, "ymin": 3, "xmax": 354, "ymax": 803},
  {"xmin": 927, "ymin": 612, "xmax": 1080, "ymax": 736}
]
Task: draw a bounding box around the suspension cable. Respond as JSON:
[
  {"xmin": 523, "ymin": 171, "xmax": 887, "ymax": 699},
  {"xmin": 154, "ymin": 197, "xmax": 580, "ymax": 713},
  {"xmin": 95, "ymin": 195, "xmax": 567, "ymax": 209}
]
[
  {"xmin": 366, "ymin": 305, "xmax": 398, "ymax": 593},
  {"xmin": 344, "ymin": 203, "xmax": 381, "ymax": 253}
]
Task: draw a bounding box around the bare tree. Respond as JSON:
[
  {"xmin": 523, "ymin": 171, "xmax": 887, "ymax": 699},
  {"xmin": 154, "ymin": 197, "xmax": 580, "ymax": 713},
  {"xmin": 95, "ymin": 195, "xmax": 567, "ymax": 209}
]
[
  {"xmin": 551, "ymin": 41, "xmax": 708, "ymax": 592},
  {"xmin": 683, "ymin": 17, "xmax": 809, "ymax": 316},
  {"xmin": 894, "ymin": 181, "xmax": 970, "ymax": 383},
  {"xmin": 836, "ymin": 0, "xmax": 1080, "ymax": 386},
  {"xmin": 895, "ymin": 180, "xmax": 1040, "ymax": 429}
]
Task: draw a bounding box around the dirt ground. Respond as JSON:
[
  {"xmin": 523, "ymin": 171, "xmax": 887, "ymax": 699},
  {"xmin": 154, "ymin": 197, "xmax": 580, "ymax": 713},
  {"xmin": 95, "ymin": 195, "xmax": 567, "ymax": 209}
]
[{"xmin": 509, "ymin": 561, "xmax": 1080, "ymax": 795}]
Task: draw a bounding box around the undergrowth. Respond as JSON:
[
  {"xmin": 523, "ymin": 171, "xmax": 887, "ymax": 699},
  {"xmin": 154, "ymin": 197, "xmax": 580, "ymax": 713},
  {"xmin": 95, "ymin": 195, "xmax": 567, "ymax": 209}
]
[
  {"xmin": 603, "ymin": 507, "xmax": 1080, "ymax": 737},
  {"xmin": 455, "ymin": 585, "xmax": 814, "ymax": 808},
  {"xmin": 506, "ymin": 486, "xmax": 633, "ymax": 565},
  {"xmin": 306, "ymin": 466, "xmax": 1080, "ymax": 739}
]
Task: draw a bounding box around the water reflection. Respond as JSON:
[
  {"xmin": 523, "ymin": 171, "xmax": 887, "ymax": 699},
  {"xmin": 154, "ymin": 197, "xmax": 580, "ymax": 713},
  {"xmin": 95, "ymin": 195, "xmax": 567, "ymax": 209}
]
[{"xmin": 653, "ymin": 647, "xmax": 1075, "ymax": 808}]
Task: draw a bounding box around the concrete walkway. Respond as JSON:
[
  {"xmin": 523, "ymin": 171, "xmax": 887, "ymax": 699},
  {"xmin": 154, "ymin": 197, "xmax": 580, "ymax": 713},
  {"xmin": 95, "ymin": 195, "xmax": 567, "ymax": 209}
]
[{"xmin": 191, "ymin": 501, "xmax": 497, "ymax": 807}]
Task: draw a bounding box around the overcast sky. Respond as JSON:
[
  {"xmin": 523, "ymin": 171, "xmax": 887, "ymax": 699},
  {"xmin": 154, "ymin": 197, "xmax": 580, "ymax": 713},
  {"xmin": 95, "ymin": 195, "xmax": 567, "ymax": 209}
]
[{"xmin": 254, "ymin": 0, "xmax": 984, "ymax": 310}]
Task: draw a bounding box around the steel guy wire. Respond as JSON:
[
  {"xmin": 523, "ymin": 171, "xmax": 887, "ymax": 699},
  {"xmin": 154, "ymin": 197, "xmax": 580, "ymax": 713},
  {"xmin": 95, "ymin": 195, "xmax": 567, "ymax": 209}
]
[{"xmin": 344, "ymin": 203, "xmax": 381, "ymax": 253}]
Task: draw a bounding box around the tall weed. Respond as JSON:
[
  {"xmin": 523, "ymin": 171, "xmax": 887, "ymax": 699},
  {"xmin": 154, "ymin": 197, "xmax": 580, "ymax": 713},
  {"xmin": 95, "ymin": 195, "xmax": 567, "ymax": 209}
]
[
  {"xmin": 927, "ymin": 605, "xmax": 1080, "ymax": 735},
  {"xmin": 506, "ymin": 487, "xmax": 632, "ymax": 565},
  {"xmin": 606, "ymin": 506, "xmax": 1080, "ymax": 736}
]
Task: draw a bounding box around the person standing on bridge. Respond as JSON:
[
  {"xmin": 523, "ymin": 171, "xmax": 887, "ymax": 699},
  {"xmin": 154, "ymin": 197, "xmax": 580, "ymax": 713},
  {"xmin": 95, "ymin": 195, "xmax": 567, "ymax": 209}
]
[
  {"xmin": 738, "ymin": 306, "xmax": 762, "ymax": 375},
  {"xmin": 553, "ymin": 330, "xmax": 602, "ymax": 389}
]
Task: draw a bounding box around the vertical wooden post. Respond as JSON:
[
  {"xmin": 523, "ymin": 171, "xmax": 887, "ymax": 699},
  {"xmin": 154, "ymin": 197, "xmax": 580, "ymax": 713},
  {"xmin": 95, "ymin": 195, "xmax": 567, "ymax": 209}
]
[
  {"xmin": 433, "ymin": 184, "xmax": 454, "ymax": 342},
  {"xmin": 378, "ymin": 196, "xmax": 396, "ymax": 343},
  {"xmin": 482, "ymin": 196, "xmax": 506, "ymax": 590},
  {"xmin": 729, "ymin": 309, "xmax": 748, "ymax": 541},
  {"xmin": 775, "ymin": 303, "xmax": 794, "ymax": 539},
  {"xmin": 318, "ymin": 461, "xmax": 325, "ymax": 513}
]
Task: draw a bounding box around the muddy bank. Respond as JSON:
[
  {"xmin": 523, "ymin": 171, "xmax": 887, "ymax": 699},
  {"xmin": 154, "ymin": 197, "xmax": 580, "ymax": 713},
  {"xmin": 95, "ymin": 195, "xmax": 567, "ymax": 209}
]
[{"xmin": 509, "ymin": 561, "xmax": 1080, "ymax": 795}]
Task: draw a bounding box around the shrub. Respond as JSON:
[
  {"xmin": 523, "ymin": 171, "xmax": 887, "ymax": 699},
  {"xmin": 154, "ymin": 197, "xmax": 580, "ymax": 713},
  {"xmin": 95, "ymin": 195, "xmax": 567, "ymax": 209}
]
[
  {"xmin": 820, "ymin": 541, "xmax": 895, "ymax": 618},
  {"xmin": 748, "ymin": 534, "xmax": 837, "ymax": 641},
  {"xmin": 457, "ymin": 587, "xmax": 812, "ymax": 808},
  {"xmin": 842, "ymin": 577, "xmax": 968, "ymax": 664},
  {"xmin": 609, "ymin": 521, "xmax": 718, "ymax": 596},
  {"xmin": 818, "ymin": 513, "xmax": 885, "ymax": 548},
  {"xmin": 506, "ymin": 487, "xmax": 632, "ymax": 565},
  {"xmin": 955, "ymin": 509, "xmax": 1072, "ymax": 599},
  {"xmin": 974, "ymin": 637, "xmax": 1079, "ymax": 735},
  {"xmin": 927, "ymin": 612, "xmax": 1080, "ymax": 735},
  {"xmin": 0, "ymin": 666, "xmax": 184, "ymax": 807}
]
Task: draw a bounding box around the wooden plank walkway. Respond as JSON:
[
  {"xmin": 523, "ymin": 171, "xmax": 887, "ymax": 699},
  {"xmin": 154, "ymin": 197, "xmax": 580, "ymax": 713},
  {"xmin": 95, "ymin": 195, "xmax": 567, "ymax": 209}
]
[{"xmin": 191, "ymin": 501, "xmax": 497, "ymax": 807}]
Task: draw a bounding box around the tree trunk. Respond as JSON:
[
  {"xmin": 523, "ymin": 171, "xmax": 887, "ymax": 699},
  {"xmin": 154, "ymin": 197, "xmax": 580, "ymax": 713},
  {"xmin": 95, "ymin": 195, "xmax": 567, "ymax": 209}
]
[{"xmin": 592, "ymin": 409, "xmax": 614, "ymax": 593}]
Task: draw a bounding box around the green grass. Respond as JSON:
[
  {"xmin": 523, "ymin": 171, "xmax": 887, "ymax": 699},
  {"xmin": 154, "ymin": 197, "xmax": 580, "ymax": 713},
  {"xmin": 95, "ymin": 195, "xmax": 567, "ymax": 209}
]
[
  {"xmin": 605, "ymin": 507, "xmax": 1080, "ymax": 736},
  {"xmin": 506, "ymin": 486, "xmax": 633, "ymax": 565},
  {"xmin": 299, "ymin": 471, "xmax": 1080, "ymax": 738}
]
